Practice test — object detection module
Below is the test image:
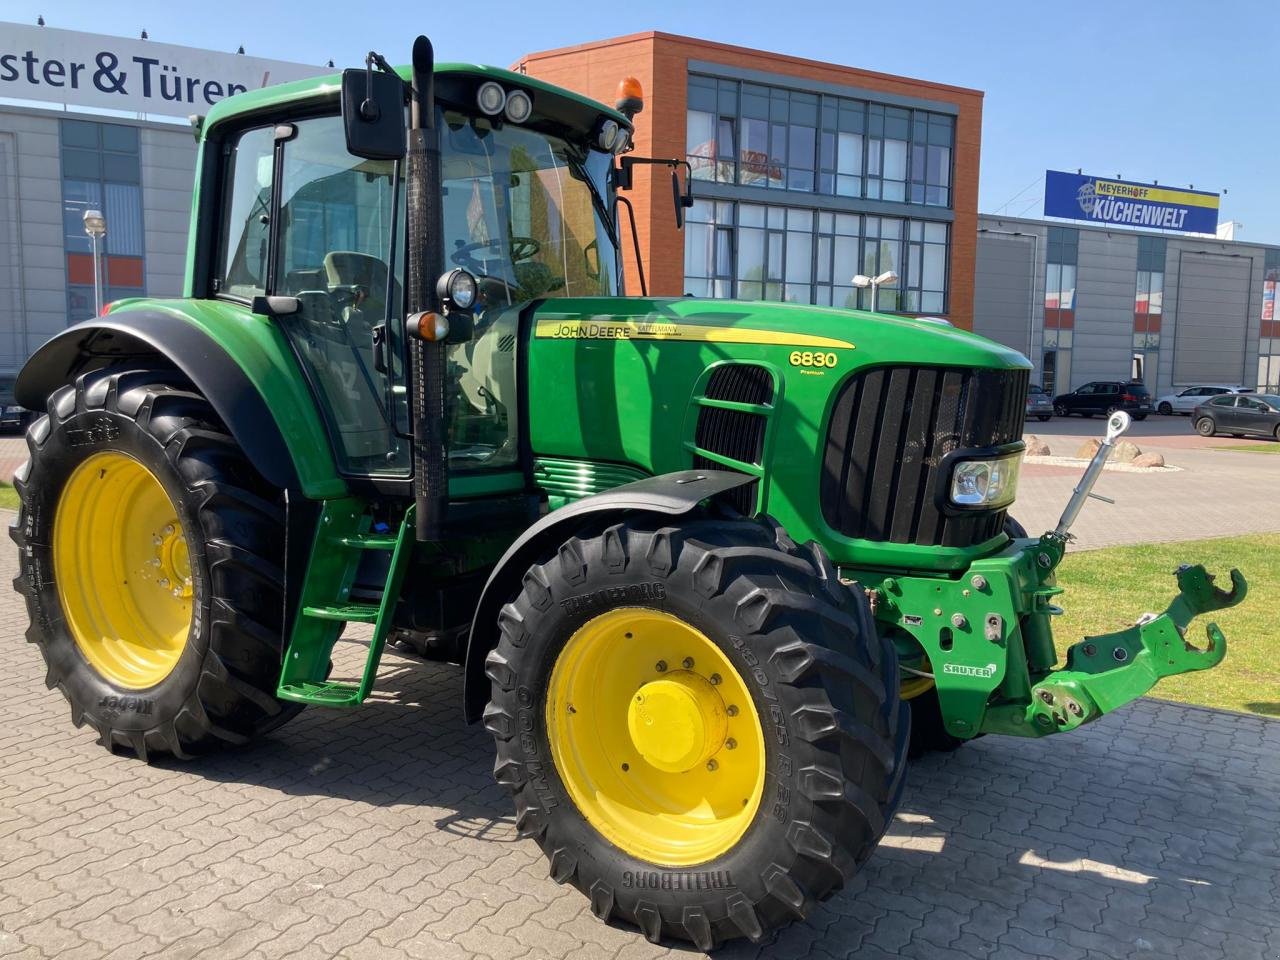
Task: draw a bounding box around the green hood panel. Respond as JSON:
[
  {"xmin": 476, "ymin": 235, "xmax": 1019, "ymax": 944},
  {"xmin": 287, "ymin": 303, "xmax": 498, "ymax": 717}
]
[{"xmin": 526, "ymin": 296, "xmax": 1031, "ymax": 570}]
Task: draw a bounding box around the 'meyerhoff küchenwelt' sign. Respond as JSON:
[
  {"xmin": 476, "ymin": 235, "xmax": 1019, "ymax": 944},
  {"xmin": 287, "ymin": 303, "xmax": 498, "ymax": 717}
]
[{"xmin": 0, "ymin": 22, "xmax": 328, "ymax": 118}]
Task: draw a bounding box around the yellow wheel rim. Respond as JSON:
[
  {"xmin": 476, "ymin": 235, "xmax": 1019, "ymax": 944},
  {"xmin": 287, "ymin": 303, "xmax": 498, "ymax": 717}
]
[
  {"xmin": 900, "ymin": 651, "xmax": 936, "ymax": 701},
  {"xmin": 546, "ymin": 607, "xmax": 766, "ymax": 866},
  {"xmin": 53, "ymin": 451, "xmax": 193, "ymax": 689}
]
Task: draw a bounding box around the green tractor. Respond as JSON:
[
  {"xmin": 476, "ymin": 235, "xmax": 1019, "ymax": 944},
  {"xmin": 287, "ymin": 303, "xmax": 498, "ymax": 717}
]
[{"xmin": 11, "ymin": 37, "xmax": 1245, "ymax": 948}]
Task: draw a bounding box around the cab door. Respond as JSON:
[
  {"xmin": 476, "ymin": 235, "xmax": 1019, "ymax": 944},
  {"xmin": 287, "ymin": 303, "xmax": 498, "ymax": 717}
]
[{"xmin": 215, "ymin": 113, "xmax": 412, "ymax": 478}]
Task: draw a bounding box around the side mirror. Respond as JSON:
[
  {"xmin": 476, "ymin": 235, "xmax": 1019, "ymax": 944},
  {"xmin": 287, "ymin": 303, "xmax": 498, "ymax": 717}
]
[{"xmin": 341, "ymin": 67, "xmax": 406, "ymax": 160}]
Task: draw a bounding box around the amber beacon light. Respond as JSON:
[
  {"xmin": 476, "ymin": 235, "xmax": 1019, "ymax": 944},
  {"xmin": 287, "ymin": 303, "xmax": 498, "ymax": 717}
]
[{"xmin": 615, "ymin": 76, "xmax": 643, "ymax": 119}]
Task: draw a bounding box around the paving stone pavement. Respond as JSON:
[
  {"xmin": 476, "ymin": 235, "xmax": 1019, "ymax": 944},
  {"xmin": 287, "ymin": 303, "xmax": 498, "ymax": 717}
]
[{"xmin": 3, "ymin": 530, "xmax": 1279, "ymax": 959}]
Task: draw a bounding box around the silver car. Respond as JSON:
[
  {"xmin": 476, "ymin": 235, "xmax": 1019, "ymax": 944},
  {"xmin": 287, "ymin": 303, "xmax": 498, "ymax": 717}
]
[
  {"xmin": 1155, "ymin": 384, "xmax": 1250, "ymax": 416},
  {"xmin": 1026, "ymin": 384, "xmax": 1054, "ymax": 422}
]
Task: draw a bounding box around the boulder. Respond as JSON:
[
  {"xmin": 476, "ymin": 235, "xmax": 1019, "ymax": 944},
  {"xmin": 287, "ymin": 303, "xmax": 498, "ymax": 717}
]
[
  {"xmin": 1024, "ymin": 435, "xmax": 1051, "ymax": 457},
  {"xmin": 1112, "ymin": 439, "xmax": 1142, "ymax": 463},
  {"xmin": 1075, "ymin": 438, "xmax": 1101, "ymax": 459},
  {"xmin": 1132, "ymin": 451, "xmax": 1166, "ymax": 468}
]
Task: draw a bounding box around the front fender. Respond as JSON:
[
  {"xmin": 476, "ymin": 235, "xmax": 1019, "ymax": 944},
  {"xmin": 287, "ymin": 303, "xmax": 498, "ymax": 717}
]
[
  {"xmin": 15, "ymin": 299, "xmax": 345, "ymax": 499},
  {"xmin": 461, "ymin": 469, "xmax": 755, "ymax": 722}
]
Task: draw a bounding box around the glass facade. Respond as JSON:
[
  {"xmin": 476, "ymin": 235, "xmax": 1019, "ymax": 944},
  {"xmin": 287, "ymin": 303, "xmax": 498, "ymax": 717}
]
[
  {"xmin": 1132, "ymin": 235, "xmax": 1166, "ymax": 383},
  {"xmin": 685, "ymin": 200, "xmax": 948, "ymax": 312},
  {"xmin": 686, "ymin": 74, "xmax": 954, "ymax": 206},
  {"xmin": 60, "ymin": 119, "xmax": 146, "ymax": 322},
  {"xmin": 1041, "ymin": 226, "xmax": 1078, "ymax": 394},
  {"xmin": 683, "ymin": 72, "xmax": 954, "ymax": 316}
]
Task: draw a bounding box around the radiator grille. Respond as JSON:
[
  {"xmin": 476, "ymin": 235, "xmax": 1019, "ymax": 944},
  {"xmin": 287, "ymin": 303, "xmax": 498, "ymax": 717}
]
[
  {"xmin": 705, "ymin": 364, "xmax": 775, "ymax": 405},
  {"xmin": 821, "ymin": 366, "xmax": 1029, "ymax": 547}
]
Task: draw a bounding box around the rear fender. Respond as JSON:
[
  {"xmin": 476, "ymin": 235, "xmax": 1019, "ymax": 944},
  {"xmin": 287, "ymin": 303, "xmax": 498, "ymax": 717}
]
[{"xmin": 15, "ymin": 301, "xmax": 345, "ymax": 498}]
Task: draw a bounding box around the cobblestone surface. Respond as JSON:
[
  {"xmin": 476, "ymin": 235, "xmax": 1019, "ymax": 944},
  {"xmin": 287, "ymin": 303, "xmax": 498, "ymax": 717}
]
[{"xmin": 2, "ymin": 528, "xmax": 1279, "ymax": 959}]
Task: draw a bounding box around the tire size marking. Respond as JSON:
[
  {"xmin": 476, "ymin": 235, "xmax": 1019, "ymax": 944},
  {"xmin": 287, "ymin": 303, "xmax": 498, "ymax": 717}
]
[
  {"xmin": 730, "ymin": 636, "xmax": 789, "ymax": 746},
  {"xmin": 65, "ymin": 416, "xmax": 121, "ymax": 448},
  {"xmin": 558, "ymin": 582, "xmax": 666, "ymax": 616},
  {"xmin": 622, "ymin": 869, "xmax": 735, "ymax": 891}
]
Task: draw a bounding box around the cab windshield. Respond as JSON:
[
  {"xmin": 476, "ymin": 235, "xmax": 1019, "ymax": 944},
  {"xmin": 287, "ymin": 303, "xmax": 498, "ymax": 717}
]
[{"xmin": 440, "ymin": 110, "xmax": 619, "ymax": 309}]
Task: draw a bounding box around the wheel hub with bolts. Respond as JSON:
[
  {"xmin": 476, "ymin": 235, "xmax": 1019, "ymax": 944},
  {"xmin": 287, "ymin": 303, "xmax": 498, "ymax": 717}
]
[{"xmin": 627, "ymin": 670, "xmax": 728, "ymax": 773}]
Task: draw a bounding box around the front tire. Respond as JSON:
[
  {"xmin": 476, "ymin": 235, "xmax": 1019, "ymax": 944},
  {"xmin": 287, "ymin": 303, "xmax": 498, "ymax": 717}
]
[
  {"xmin": 1037, "ymin": 415, "xmax": 1051, "ymax": 422},
  {"xmin": 11, "ymin": 368, "xmax": 300, "ymax": 759},
  {"xmin": 483, "ymin": 516, "xmax": 908, "ymax": 948},
  {"xmin": 1158, "ymin": 402, "xmax": 1173, "ymax": 415},
  {"xmin": 1053, "ymin": 404, "xmax": 1068, "ymax": 417}
]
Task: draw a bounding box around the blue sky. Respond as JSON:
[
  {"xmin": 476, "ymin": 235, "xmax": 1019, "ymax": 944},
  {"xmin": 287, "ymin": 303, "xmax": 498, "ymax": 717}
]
[{"xmin": 11, "ymin": 0, "xmax": 1278, "ymax": 243}]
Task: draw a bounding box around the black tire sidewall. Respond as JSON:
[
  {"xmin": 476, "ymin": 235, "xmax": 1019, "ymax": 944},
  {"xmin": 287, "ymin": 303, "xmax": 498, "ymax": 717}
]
[
  {"xmin": 1197, "ymin": 418, "xmax": 1215, "ymax": 436},
  {"xmin": 21, "ymin": 408, "xmax": 210, "ymax": 734}
]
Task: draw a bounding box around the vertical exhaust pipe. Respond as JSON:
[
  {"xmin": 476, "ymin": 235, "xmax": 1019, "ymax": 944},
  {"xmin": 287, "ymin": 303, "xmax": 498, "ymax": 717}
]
[{"xmin": 406, "ymin": 35, "xmax": 448, "ymax": 541}]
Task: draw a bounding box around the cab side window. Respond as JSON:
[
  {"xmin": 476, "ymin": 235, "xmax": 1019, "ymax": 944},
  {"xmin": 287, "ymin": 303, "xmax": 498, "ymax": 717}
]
[{"xmin": 217, "ymin": 126, "xmax": 276, "ymax": 298}]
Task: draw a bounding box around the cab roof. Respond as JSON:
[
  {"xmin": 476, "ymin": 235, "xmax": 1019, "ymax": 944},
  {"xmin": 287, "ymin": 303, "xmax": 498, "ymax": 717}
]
[{"xmin": 201, "ymin": 62, "xmax": 631, "ymax": 139}]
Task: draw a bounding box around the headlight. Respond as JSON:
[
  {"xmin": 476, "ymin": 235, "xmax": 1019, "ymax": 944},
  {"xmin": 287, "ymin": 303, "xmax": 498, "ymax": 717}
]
[
  {"xmin": 438, "ymin": 268, "xmax": 477, "ymax": 311},
  {"xmin": 504, "ymin": 89, "xmax": 532, "ymax": 124},
  {"xmin": 950, "ymin": 453, "xmax": 1022, "ymax": 508},
  {"xmin": 476, "ymin": 81, "xmax": 506, "ymax": 115}
]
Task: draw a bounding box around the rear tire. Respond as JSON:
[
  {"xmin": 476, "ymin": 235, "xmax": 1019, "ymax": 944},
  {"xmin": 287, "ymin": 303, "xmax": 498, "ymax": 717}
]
[
  {"xmin": 483, "ymin": 515, "xmax": 908, "ymax": 948},
  {"xmin": 11, "ymin": 368, "xmax": 300, "ymax": 760},
  {"xmin": 1196, "ymin": 417, "xmax": 1217, "ymax": 437},
  {"xmin": 1037, "ymin": 415, "xmax": 1051, "ymax": 422}
]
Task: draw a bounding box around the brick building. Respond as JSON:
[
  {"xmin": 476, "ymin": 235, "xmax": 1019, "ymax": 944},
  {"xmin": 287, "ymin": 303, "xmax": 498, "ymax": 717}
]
[{"xmin": 518, "ymin": 32, "xmax": 984, "ymax": 329}]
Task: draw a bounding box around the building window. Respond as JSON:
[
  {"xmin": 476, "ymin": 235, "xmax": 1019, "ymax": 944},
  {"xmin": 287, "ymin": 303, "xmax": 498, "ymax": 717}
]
[
  {"xmin": 683, "ymin": 199, "xmax": 948, "ymax": 313},
  {"xmin": 687, "ymin": 76, "xmax": 738, "ymax": 184},
  {"xmin": 1260, "ymin": 249, "xmax": 1280, "ymax": 391},
  {"xmin": 1042, "ymin": 226, "xmax": 1078, "ymax": 394},
  {"xmin": 1132, "ymin": 235, "xmax": 1166, "ymax": 385},
  {"xmin": 684, "ymin": 200, "xmax": 735, "ymax": 297},
  {"xmin": 60, "ymin": 119, "xmax": 145, "ymax": 323},
  {"xmin": 686, "ymin": 74, "xmax": 955, "ymax": 208}
]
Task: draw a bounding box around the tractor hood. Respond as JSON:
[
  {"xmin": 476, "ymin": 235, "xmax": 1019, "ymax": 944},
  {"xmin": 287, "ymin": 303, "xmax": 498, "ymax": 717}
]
[{"xmin": 528, "ymin": 297, "xmax": 1031, "ymax": 372}]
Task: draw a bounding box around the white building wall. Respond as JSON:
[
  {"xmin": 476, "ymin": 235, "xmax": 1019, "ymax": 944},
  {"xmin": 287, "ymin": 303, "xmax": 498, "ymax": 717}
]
[
  {"xmin": 0, "ymin": 106, "xmax": 196, "ymax": 375},
  {"xmin": 0, "ymin": 108, "xmax": 64, "ymax": 372}
]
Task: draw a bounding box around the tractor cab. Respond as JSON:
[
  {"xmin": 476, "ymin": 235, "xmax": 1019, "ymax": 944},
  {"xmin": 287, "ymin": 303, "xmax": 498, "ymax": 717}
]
[{"xmin": 213, "ymin": 63, "xmax": 628, "ymax": 487}]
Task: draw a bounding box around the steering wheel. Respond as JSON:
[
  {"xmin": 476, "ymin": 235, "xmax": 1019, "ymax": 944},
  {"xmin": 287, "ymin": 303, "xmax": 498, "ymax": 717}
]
[{"xmin": 452, "ymin": 236, "xmax": 541, "ymax": 270}]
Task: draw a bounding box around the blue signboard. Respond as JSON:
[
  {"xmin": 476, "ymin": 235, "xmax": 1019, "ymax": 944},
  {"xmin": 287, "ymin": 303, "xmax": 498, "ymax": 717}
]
[{"xmin": 1044, "ymin": 171, "xmax": 1219, "ymax": 234}]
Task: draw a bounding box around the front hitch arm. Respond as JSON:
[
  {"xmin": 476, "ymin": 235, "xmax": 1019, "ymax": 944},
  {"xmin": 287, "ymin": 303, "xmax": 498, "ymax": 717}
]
[{"xmin": 1021, "ymin": 564, "xmax": 1247, "ymax": 734}]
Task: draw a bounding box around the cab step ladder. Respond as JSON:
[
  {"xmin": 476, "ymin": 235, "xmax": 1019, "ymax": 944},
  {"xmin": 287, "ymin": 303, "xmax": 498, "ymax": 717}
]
[{"xmin": 276, "ymin": 500, "xmax": 415, "ymax": 708}]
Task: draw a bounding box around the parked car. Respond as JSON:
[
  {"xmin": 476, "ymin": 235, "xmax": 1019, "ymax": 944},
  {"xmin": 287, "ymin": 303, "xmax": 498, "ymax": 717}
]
[
  {"xmin": 1026, "ymin": 383, "xmax": 1054, "ymax": 421},
  {"xmin": 1155, "ymin": 384, "xmax": 1250, "ymax": 416},
  {"xmin": 1052, "ymin": 381, "xmax": 1152, "ymax": 420},
  {"xmin": 1193, "ymin": 393, "xmax": 1280, "ymax": 440},
  {"xmin": 0, "ymin": 404, "xmax": 31, "ymax": 431}
]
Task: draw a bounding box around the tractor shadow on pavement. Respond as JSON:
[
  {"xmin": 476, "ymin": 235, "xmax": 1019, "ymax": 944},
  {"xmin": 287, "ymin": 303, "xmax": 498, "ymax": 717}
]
[{"xmin": 157, "ymin": 640, "xmax": 1280, "ymax": 959}]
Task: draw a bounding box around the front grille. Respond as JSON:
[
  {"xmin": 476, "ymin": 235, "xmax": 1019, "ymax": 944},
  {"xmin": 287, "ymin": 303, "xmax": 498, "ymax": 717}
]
[{"xmin": 821, "ymin": 365, "xmax": 1029, "ymax": 547}]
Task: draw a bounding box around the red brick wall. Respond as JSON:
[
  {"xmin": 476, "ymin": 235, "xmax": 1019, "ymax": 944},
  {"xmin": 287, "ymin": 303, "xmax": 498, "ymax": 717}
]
[{"xmin": 517, "ymin": 32, "xmax": 983, "ymax": 329}]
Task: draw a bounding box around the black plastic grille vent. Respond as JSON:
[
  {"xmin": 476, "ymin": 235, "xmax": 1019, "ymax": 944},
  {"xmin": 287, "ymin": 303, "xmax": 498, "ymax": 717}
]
[
  {"xmin": 692, "ymin": 364, "xmax": 773, "ymax": 516},
  {"xmin": 704, "ymin": 364, "xmax": 775, "ymax": 405},
  {"xmin": 821, "ymin": 365, "xmax": 1029, "ymax": 547}
]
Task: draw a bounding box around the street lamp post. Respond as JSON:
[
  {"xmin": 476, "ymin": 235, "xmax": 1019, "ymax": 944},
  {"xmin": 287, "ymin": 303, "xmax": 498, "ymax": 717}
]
[
  {"xmin": 82, "ymin": 209, "xmax": 107, "ymax": 315},
  {"xmin": 851, "ymin": 270, "xmax": 899, "ymax": 314}
]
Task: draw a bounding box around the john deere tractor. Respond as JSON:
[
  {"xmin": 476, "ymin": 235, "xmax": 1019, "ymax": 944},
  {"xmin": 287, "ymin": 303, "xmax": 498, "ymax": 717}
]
[{"xmin": 11, "ymin": 37, "xmax": 1245, "ymax": 948}]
